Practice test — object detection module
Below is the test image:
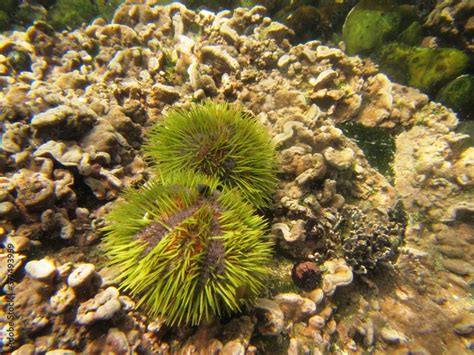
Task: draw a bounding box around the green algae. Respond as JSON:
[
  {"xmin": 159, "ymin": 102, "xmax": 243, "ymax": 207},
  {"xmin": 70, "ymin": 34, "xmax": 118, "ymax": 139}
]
[
  {"xmin": 342, "ymin": 0, "xmax": 406, "ymax": 55},
  {"xmin": 377, "ymin": 43, "xmax": 471, "ymax": 94},
  {"xmin": 436, "ymin": 75, "xmax": 474, "ymax": 120},
  {"xmin": 338, "ymin": 121, "xmax": 396, "ymax": 179}
]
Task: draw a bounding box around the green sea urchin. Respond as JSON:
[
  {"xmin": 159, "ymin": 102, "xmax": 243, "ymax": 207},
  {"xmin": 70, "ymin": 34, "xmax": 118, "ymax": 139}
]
[
  {"xmin": 144, "ymin": 101, "xmax": 277, "ymax": 208},
  {"xmin": 102, "ymin": 172, "xmax": 273, "ymax": 326}
]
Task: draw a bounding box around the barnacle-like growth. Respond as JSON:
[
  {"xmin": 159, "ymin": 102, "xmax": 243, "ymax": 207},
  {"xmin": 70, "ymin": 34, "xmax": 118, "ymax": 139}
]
[
  {"xmin": 144, "ymin": 101, "xmax": 277, "ymax": 208},
  {"xmin": 102, "ymin": 172, "xmax": 273, "ymax": 326}
]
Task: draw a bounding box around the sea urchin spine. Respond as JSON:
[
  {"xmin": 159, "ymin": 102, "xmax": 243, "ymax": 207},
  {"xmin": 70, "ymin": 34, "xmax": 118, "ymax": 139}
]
[
  {"xmin": 102, "ymin": 172, "xmax": 273, "ymax": 326},
  {"xmin": 144, "ymin": 101, "xmax": 278, "ymax": 208}
]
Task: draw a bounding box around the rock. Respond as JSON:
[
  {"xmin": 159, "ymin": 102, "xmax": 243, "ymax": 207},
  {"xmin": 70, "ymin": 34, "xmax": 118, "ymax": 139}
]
[
  {"xmin": 321, "ymin": 258, "xmax": 353, "ymax": 296},
  {"xmin": 3, "ymin": 236, "xmax": 30, "ymax": 253},
  {"xmin": 441, "ymin": 258, "xmax": 473, "ymax": 276},
  {"xmin": 34, "ymin": 141, "xmax": 84, "ymax": 168},
  {"xmin": 277, "ymin": 54, "xmax": 291, "ymax": 68},
  {"xmin": 453, "ymin": 316, "xmax": 474, "ymax": 336},
  {"xmin": 308, "ymin": 315, "xmax": 325, "ymax": 330},
  {"xmin": 15, "ymin": 171, "xmax": 55, "ymax": 212},
  {"xmin": 49, "ymin": 285, "xmax": 76, "ymax": 315},
  {"xmin": 150, "ymin": 83, "xmax": 180, "ymax": 104},
  {"xmin": 76, "ymin": 287, "xmax": 122, "ymax": 325},
  {"xmin": 436, "ymin": 75, "xmax": 474, "ymax": 120},
  {"xmin": 1, "ymin": 122, "xmax": 29, "ymax": 153},
  {"xmin": 310, "ymin": 69, "xmax": 337, "ymax": 90},
  {"xmin": 47, "ymin": 0, "xmax": 99, "ymax": 30},
  {"xmin": 378, "ymin": 43, "xmax": 470, "ymax": 93},
  {"xmin": 277, "ymin": 5, "xmax": 321, "ymax": 43},
  {"xmin": 0, "ymin": 253, "xmax": 25, "ymax": 287},
  {"xmin": 274, "ymin": 293, "xmax": 316, "ymax": 321},
  {"xmin": 30, "ymin": 316, "xmax": 50, "ymax": 333},
  {"xmin": 119, "ymin": 295, "xmax": 135, "ymax": 312},
  {"xmin": 45, "ymin": 350, "xmax": 76, "ymax": 355},
  {"xmin": 305, "ymin": 288, "xmax": 324, "ymax": 305},
  {"xmin": 357, "ymin": 74, "xmax": 393, "ymax": 127},
  {"xmin": 254, "ymin": 298, "xmax": 285, "ymax": 336},
  {"xmin": 25, "ymin": 259, "xmax": 56, "ymax": 283},
  {"xmin": 323, "ymin": 147, "xmax": 355, "ymax": 170},
  {"xmin": 201, "ymin": 45, "xmax": 240, "ymax": 73},
  {"xmin": 453, "ymin": 148, "xmax": 474, "ymax": 187},
  {"xmin": 0, "ymin": 201, "xmax": 19, "ymax": 220},
  {"xmin": 147, "ymin": 319, "xmax": 167, "ymax": 335},
  {"xmin": 0, "ymin": 11, "xmax": 8, "ymax": 31},
  {"xmin": 272, "ymin": 220, "xmax": 305, "ymax": 243},
  {"xmin": 380, "ymin": 327, "xmax": 408, "ymax": 344},
  {"xmin": 342, "ymin": 0, "xmax": 406, "ymax": 55},
  {"xmin": 398, "ymin": 21, "xmax": 423, "ymax": 46},
  {"xmin": 67, "ymin": 263, "xmax": 96, "ymax": 289},
  {"xmin": 40, "ymin": 208, "xmax": 75, "ymax": 240},
  {"xmin": 222, "ymin": 340, "xmax": 245, "ymax": 355},
  {"xmin": 98, "ymin": 266, "xmax": 120, "ymax": 288},
  {"xmin": 259, "ymin": 22, "xmax": 292, "ymax": 43},
  {"xmin": 85, "ymin": 328, "xmax": 130, "ymax": 354},
  {"xmin": 12, "ymin": 343, "xmax": 35, "ymax": 355},
  {"xmin": 31, "ymin": 105, "xmax": 96, "ymax": 138}
]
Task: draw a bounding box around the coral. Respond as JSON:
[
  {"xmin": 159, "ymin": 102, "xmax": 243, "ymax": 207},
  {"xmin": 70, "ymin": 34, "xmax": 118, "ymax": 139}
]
[
  {"xmin": 321, "ymin": 258, "xmax": 353, "ymax": 296},
  {"xmin": 329, "ymin": 206, "xmax": 405, "ymax": 274},
  {"xmin": 102, "ymin": 172, "xmax": 273, "ymax": 325},
  {"xmin": 144, "ymin": 101, "xmax": 277, "ymax": 208}
]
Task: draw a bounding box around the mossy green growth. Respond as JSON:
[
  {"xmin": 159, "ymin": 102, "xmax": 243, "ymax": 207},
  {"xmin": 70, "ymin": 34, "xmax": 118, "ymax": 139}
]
[
  {"xmin": 96, "ymin": 0, "xmax": 124, "ymax": 22},
  {"xmin": 0, "ymin": 11, "xmax": 9, "ymax": 31},
  {"xmin": 342, "ymin": 0, "xmax": 403, "ymax": 55},
  {"xmin": 436, "ymin": 75, "xmax": 474, "ymax": 120},
  {"xmin": 48, "ymin": 0, "xmax": 98, "ymax": 30},
  {"xmin": 102, "ymin": 172, "xmax": 273, "ymax": 326},
  {"xmin": 144, "ymin": 101, "xmax": 278, "ymax": 209},
  {"xmin": 337, "ymin": 121, "xmax": 395, "ymax": 179},
  {"xmin": 398, "ymin": 21, "xmax": 422, "ymax": 46},
  {"xmin": 0, "ymin": 0, "xmax": 16, "ymax": 13},
  {"xmin": 377, "ymin": 43, "xmax": 470, "ymax": 93}
]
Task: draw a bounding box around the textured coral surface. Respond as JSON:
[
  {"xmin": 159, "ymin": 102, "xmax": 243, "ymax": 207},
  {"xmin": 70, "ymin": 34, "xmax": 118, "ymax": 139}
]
[{"xmin": 0, "ymin": 1, "xmax": 472, "ymax": 353}]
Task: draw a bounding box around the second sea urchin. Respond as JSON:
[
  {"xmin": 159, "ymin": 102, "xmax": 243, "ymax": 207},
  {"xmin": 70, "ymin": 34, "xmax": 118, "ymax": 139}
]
[
  {"xmin": 102, "ymin": 172, "xmax": 273, "ymax": 326},
  {"xmin": 144, "ymin": 101, "xmax": 277, "ymax": 208}
]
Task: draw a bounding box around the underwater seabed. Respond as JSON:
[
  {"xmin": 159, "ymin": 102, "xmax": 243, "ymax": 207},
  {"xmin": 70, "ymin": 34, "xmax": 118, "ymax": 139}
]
[{"xmin": 0, "ymin": 1, "xmax": 473, "ymax": 354}]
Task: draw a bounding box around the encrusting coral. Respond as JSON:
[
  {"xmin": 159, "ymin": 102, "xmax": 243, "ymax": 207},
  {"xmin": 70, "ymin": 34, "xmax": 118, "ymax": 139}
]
[
  {"xmin": 144, "ymin": 101, "xmax": 278, "ymax": 209},
  {"xmin": 102, "ymin": 171, "xmax": 273, "ymax": 326}
]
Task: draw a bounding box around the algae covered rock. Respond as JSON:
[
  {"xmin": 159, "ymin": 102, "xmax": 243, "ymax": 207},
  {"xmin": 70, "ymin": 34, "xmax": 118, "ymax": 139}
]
[
  {"xmin": 47, "ymin": 0, "xmax": 99, "ymax": 30},
  {"xmin": 95, "ymin": 0, "xmax": 124, "ymax": 22},
  {"xmin": 398, "ymin": 21, "xmax": 423, "ymax": 46},
  {"xmin": 377, "ymin": 43, "xmax": 471, "ymax": 93},
  {"xmin": 274, "ymin": 5, "xmax": 321, "ymax": 43},
  {"xmin": 436, "ymin": 75, "xmax": 474, "ymax": 120},
  {"xmin": 0, "ymin": 11, "xmax": 9, "ymax": 31},
  {"xmin": 342, "ymin": 0, "xmax": 406, "ymax": 55},
  {"xmin": 0, "ymin": 0, "xmax": 16, "ymax": 31},
  {"xmin": 0, "ymin": 0, "xmax": 16, "ymax": 13}
]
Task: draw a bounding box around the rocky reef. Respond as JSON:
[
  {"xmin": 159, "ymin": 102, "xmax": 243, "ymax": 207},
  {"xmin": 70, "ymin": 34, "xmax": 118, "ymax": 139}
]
[{"xmin": 0, "ymin": 1, "xmax": 473, "ymax": 353}]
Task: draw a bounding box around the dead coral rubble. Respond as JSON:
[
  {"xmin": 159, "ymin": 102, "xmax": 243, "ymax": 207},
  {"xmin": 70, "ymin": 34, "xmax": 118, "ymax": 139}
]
[{"xmin": 0, "ymin": 0, "xmax": 473, "ymax": 353}]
